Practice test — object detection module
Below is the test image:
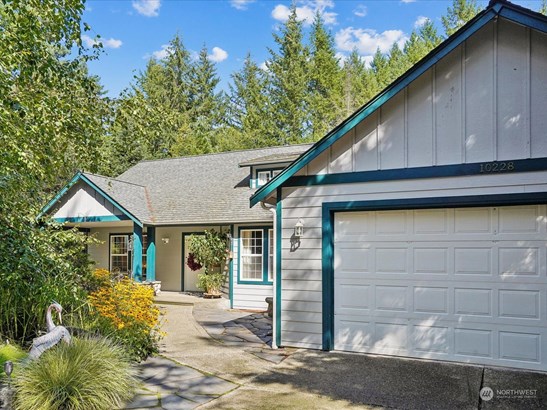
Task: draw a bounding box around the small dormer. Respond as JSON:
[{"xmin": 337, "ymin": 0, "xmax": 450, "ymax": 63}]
[{"xmin": 239, "ymin": 151, "xmax": 306, "ymax": 188}]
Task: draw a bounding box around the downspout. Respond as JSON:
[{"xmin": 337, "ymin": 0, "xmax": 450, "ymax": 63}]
[{"xmin": 261, "ymin": 201, "xmax": 278, "ymax": 349}]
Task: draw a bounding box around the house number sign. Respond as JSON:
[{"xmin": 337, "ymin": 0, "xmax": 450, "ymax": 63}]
[{"xmin": 479, "ymin": 161, "xmax": 515, "ymax": 173}]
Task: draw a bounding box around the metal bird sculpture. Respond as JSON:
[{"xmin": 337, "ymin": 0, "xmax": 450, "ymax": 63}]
[{"xmin": 28, "ymin": 302, "xmax": 71, "ymax": 360}]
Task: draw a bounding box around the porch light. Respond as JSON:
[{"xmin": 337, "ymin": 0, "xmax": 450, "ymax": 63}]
[
  {"xmin": 161, "ymin": 237, "xmax": 170, "ymax": 244},
  {"xmin": 294, "ymin": 219, "xmax": 304, "ymax": 238}
]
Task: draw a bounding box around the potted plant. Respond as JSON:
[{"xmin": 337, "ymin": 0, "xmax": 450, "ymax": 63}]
[{"xmin": 187, "ymin": 230, "xmax": 230, "ymax": 297}]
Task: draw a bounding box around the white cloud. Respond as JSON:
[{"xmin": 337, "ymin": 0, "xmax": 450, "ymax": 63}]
[
  {"xmin": 82, "ymin": 35, "xmax": 122, "ymax": 49},
  {"xmin": 401, "ymin": 0, "xmax": 416, "ymax": 3},
  {"xmin": 414, "ymin": 16, "xmax": 429, "ymax": 28},
  {"xmin": 208, "ymin": 47, "xmax": 228, "ymax": 63},
  {"xmin": 132, "ymin": 0, "xmax": 161, "ymax": 17},
  {"xmin": 259, "ymin": 61, "xmax": 269, "ymax": 71},
  {"xmin": 353, "ymin": 4, "xmax": 367, "ymax": 18},
  {"xmin": 231, "ymin": 0, "xmax": 255, "ymax": 10},
  {"xmin": 150, "ymin": 44, "xmax": 171, "ymax": 59},
  {"xmin": 335, "ymin": 27, "xmax": 407, "ymax": 55},
  {"xmin": 271, "ymin": 0, "xmax": 337, "ymax": 26}
]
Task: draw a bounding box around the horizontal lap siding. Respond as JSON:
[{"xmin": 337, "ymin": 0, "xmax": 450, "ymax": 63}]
[
  {"xmin": 279, "ymin": 173, "xmax": 547, "ymax": 348},
  {"xmin": 232, "ymin": 224, "xmax": 273, "ymax": 310}
]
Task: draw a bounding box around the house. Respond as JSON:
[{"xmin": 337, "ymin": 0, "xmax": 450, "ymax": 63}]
[
  {"xmin": 41, "ymin": 144, "xmax": 311, "ymax": 310},
  {"xmin": 252, "ymin": 0, "xmax": 547, "ymax": 371}
]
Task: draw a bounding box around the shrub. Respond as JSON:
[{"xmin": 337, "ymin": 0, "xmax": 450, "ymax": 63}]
[
  {"xmin": 0, "ymin": 344, "xmax": 27, "ymax": 380},
  {"xmin": 88, "ymin": 269, "xmax": 163, "ymax": 361},
  {"xmin": 187, "ymin": 230, "xmax": 230, "ymax": 294},
  {"xmin": 13, "ymin": 336, "xmax": 137, "ymax": 410}
]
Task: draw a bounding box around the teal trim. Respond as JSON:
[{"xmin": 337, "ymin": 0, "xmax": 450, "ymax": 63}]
[
  {"xmin": 229, "ymin": 225, "xmax": 234, "ymax": 308},
  {"xmin": 146, "ymin": 227, "xmax": 156, "ymax": 282},
  {"xmin": 250, "ymin": 1, "xmax": 547, "ymax": 208},
  {"xmin": 132, "ymin": 223, "xmax": 143, "ymax": 282},
  {"xmin": 284, "ymin": 158, "xmax": 547, "ymax": 189},
  {"xmin": 181, "ymin": 232, "xmax": 204, "ymax": 291},
  {"xmin": 53, "ymin": 215, "xmax": 130, "ymax": 223},
  {"xmin": 40, "ymin": 171, "xmax": 143, "ymax": 227},
  {"xmin": 275, "ymin": 187, "xmax": 282, "ymax": 347},
  {"xmin": 237, "ymin": 226, "xmax": 273, "ymax": 285},
  {"xmin": 39, "ymin": 172, "xmax": 82, "ymax": 218},
  {"xmin": 321, "ymin": 191, "xmax": 547, "ymax": 351}
]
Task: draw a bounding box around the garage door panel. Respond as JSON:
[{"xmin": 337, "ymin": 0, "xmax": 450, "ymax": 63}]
[{"xmin": 334, "ymin": 205, "xmax": 547, "ymax": 370}]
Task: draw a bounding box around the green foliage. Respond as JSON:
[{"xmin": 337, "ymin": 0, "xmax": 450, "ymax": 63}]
[
  {"xmin": 442, "ymin": 0, "xmax": 481, "ymax": 36},
  {"xmin": 267, "ymin": 4, "xmax": 311, "ymax": 144},
  {"xmin": 0, "ymin": 344, "xmax": 27, "ymax": 380},
  {"xmin": 540, "ymin": 0, "xmax": 547, "ymax": 15},
  {"xmin": 13, "ymin": 337, "xmax": 137, "ymax": 410},
  {"xmin": 187, "ymin": 231, "xmax": 229, "ymax": 293}
]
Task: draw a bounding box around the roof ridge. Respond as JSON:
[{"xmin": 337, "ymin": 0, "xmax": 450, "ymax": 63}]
[
  {"xmin": 82, "ymin": 172, "xmax": 147, "ymax": 188},
  {"xmin": 132, "ymin": 143, "xmax": 313, "ymax": 165}
]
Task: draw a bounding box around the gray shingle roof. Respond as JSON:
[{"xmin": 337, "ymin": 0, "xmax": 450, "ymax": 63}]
[
  {"xmin": 110, "ymin": 145, "xmax": 311, "ymax": 225},
  {"xmin": 238, "ymin": 151, "xmax": 307, "ymax": 167},
  {"xmin": 83, "ymin": 173, "xmax": 154, "ymax": 224}
]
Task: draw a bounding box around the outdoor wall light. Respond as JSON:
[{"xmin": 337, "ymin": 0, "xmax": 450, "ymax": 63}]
[
  {"xmin": 294, "ymin": 219, "xmax": 304, "ymax": 238},
  {"xmin": 161, "ymin": 237, "xmax": 170, "ymax": 244}
]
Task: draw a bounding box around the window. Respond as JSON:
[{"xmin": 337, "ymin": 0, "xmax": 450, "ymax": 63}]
[
  {"xmin": 268, "ymin": 229, "xmax": 274, "ymax": 281},
  {"xmin": 110, "ymin": 233, "xmax": 147, "ymax": 278},
  {"xmin": 256, "ymin": 169, "xmax": 283, "ymax": 187},
  {"xmin": 239, "ymin": 227, "xmax": 273, "ymax": 284},
  {"xmin": 257, "ymin": 171, "xmax": 271, "ymax": 187}
]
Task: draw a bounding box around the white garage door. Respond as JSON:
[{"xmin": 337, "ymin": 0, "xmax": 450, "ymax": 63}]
[{"xmin": 334, "ymin": 205, "xmax": 547, "ymax": 371}]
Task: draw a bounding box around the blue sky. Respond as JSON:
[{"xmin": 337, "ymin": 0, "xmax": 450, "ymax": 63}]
[{"xmin": 83, "ymin": 0, "xmax": 543, "ymax": 97}]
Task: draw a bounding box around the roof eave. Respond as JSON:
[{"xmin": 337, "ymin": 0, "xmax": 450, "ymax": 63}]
[{"xmin": 250, "ymin": 1, "xmax": 547, "ymax": 208}]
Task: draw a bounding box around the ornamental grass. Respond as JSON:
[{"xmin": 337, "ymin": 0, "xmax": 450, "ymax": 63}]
[{"xmin": 13, "ymin": 336, "xmax": 136, "ymax": 410}]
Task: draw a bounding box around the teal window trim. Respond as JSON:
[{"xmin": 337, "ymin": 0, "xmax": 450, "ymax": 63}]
[
  {"xmin": 321, "ymin": 191, "xmax": 547, "ymax": 351},
  {"xmin": 108, "ymin": 231, "xmax": 148, "ymax": 281},
  {"xmin": 237, "ymin": 226, "xmax": 273, "ymax": 285},
  {"xmin": 250, "ymin": 0, "xmax": 547, "ymax": 207}
]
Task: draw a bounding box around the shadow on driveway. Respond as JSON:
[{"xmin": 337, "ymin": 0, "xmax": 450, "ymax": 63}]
[{"xmin": 247, "ymin": 350, "xmax": 547, "ymax": 409}]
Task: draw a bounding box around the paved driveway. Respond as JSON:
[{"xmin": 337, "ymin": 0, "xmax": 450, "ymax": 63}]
[{"xmin": 138, "ymin": 298, "xmax": 547, "ymax": 409}]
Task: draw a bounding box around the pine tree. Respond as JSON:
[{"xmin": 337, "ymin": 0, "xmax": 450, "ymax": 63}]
[
  {"xmin": 442, "ymin": 0, "xmax": 480, "ymax": 36},
  {"xmin": 163, "ymin": 34, "xmax": 193, "ymax": 112},
  {"xmin": 540, "ymin": 0, "xmax": 547, "ymax": 15},
  {"xmin": 342, "ymin": 49, "xmax": 378, "ymax": 116},
  {"xmin": 228, "ymin": 53, "xmax": 273, "ymax": 148},
  {"xmin": 386, "ymin": 43, "xmax": 410, "ymax": 84},
  {"xmin": 370, "ymin": 48, "xmax": 390, "ymax": 90},
  {"xmin": 404, "ymin": 19, "xmax": 442, "ymax": 65},
  {"xmin": 267, "ymin": 5, "xmax": 310, "ymax": 144},
  {"xmin": 186, "ymin": 45, "xmax": 225, "ymax": 154},
  {"xmin": 308, "ymin": 12, "xmax": 343, "ymax": 140}
]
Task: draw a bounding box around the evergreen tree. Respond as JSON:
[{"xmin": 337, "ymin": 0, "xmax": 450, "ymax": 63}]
[
  {"xmin": 185, "ymin": 45, "xmax": 225, "ymax": 154},
  {"xmin": 228, "ymin": 53, "xmax": 273, "ymax": 148},
  {"xmin": 442, "ymin": 0, "xmax": 480, "ymax": 36},
  {"xmin": 386, "ymin": 43, "xmax": 409, "ymax": 84},
  {"xmin": 308, "ymin": 13, "xmax": 343, "ymax": 140},
  {"xmin": 342, "ymin": 49, "xmax": 378, "ymax": 115},
  {"xmin": 370, "ymin": 48, "xmax": 390, "ymax": 90},
  {"xmin": 163, "ymin": 34, "xmax": 193, "ymax": 112},
  {"xmin": 267, "ymin": 5, "xmax": 310, "ymax": 144},
  {"xmin": 540, "ymin": 0, "xmax": 547, "ymax": 15},
  {"xmin": 404, "ymin": 19, "xmax": 442, "ymax": 65}
]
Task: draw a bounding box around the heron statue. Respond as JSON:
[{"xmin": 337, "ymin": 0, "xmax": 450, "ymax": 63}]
[{"xmin": 28, "ymin": 302, "xmax": 71, "ymax": 360}]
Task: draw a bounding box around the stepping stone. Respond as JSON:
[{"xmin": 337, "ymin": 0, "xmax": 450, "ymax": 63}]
[
  {"xmin": 160, "ymin": 393, "xmax": 198, "ymax": 410},
  {"xmin": 125, "ymin": 394, "xmax": 160, "ymax": 409}
]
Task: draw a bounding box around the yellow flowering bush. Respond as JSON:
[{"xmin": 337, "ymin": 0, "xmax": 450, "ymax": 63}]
[{"xmin": 88, "ymin": 269, "xmax": 163, "ymax": 361}]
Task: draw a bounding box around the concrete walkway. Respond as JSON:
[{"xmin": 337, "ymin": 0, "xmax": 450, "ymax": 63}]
[{"xmin": 129, "ymin": 296, "xmax": 547, "ymax": 409}]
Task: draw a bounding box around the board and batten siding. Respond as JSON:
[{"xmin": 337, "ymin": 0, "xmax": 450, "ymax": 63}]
[
  {"xmin": 232, "ymin": 224, "xmax": 273, "ymax": 310},
  {"xmin": 299, "ymin": 19, "xmax": 547, "ymax": 179},
  {"xmin": 53, "ymin": 181, "xmax": 125, "ymax": 219},
  {"xmin": 278, "ymin": 17, "xmax": 547, "ymax": 349}
]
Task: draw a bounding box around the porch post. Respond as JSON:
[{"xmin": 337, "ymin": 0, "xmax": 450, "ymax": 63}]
[
  {"xmin": 132, "ymin": 223, "xmax": 143, "ymax": 282},
  {"xmin": 146, "ymin": 226, "xmax": 156, "ymax": 282}
]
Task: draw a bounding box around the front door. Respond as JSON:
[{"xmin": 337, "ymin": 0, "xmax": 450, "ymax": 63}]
[{"xmin": 183, "ymin": 234, "xmax": 204, "ymax": 291}]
